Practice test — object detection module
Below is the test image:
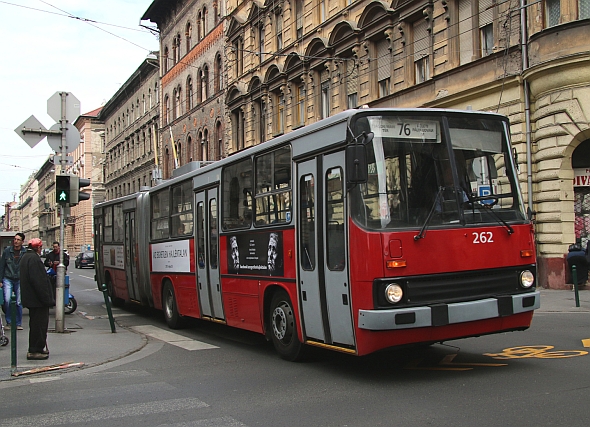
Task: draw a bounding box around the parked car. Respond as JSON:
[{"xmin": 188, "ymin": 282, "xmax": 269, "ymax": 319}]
[{"xmin": 74, "ymin": 251, "xmax": 95, "ymax": 269}]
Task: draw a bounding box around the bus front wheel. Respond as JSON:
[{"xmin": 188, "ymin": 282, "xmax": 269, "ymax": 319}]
[
  {"xmin": 269, "ymin": 290, "xmax": 304, "ymax": 361},
  {"xmin": 163, "ymin": 282, "xmax": 183, "ymax": 329}
]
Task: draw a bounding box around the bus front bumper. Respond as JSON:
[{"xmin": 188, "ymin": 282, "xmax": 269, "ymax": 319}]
[{"xmin": 358, "ymin": 291, "xmax": 540, "ymax": 331}]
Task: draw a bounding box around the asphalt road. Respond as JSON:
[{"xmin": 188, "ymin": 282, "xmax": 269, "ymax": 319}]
[{"xmin": 2, "ymin": 269, "xmax": 588, "ymax": 427}]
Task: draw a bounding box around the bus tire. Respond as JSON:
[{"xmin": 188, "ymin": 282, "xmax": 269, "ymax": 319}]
[
  {"xmin": 269, "ymin": 290, "xmax": 304, "ymax": 361},
  {"xmin": 163, "ymin": 282, "xmax": 184, "ymax": 329}
]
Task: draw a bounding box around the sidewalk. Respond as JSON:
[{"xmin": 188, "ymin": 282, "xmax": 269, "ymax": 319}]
[
  {"xmin": 0, "ymin": 307, "xmax": 146, "ymax": 380},
  {"xmin": 0, "ymin": 288, "xmax": 587, "ymax": 380}
]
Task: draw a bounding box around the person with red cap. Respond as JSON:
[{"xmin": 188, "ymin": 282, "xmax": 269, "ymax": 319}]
[{"xmin": 20, "ymin": 238, "xmax": 55, "ymax": 360}]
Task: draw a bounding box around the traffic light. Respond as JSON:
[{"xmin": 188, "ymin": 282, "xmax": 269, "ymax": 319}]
[
  {"xmin": 70, "ymin": 176, "xmax": 91, "ymax": 206},
  {"xmin": 55, "ymin": 174, "xmax": 71, "ymax": 205}
]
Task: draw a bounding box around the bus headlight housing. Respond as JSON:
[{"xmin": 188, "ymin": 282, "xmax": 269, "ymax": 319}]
[
  {"xmin": 520, "ymin": 270, "xmax": 535, "ymax": 288},
  {"xmin": 384, "ymin": 283, "xmax": 403, "ymax": 304}
]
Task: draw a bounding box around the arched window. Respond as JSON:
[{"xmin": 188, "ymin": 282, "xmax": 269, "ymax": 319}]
[
  {"xmin": 197, "ymin": 68, "xmax": 203, "ymax": 104},
  {"xmin": 187, "ymin": 135, "xmax": 193, "ymax": 162},
  {"xmin": 202, "ymin": 128, "xmax": 209, "ymax": 161},
  {"xmin": 197, "ymin": 11, "xmax": 202, "ymax": 41},
  {"xmin": 216, "ymin": 120, "xmax": 223, "ymax": 160},
  {"xmin": 215, "ymin": 54, "xmax": 223, "ymax": 92},
  {"xmin": 175, "ymin": 85, "xmax": 182, "ymax": 118},
  {"xmin": 203, "ymin": 7, "xmax": 208, "ymax": 35},
  {"xmin": 163, "ymin": 46, "xmax": 169, "ymax": 72},
  {"xmin": 186, "ymin": 22, "xmax": 192, "ymax": 52},
  {"xmin": 202, "ymin": 66, "xmax": 209, "ymax": 100},
  {"xmin": 187, "ymin": 76, "xmax": 193, "ymax": 110},
  {"xmin": 164, "ymin": 95, "xmax": 170, "ymax": 124}
]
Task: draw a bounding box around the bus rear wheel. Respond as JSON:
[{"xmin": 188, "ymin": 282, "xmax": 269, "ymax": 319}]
[
  {"xmin": 269, "ymin": 290, "xmax": 304, "ymax": 361},
  {"xmin": 163, "ymin": 282, "xmax": 184, "ymax": 329}
]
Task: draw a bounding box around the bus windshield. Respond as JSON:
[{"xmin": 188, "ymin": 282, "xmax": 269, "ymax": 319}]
[{"xmin": 350, "ymin": 113, "xmax": 527, "ymax": 230}]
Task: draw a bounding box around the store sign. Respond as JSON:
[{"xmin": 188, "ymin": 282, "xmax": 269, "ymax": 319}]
[{"xmin": 574, "ymin": 168, "xmax": 590, "ymax": 187}]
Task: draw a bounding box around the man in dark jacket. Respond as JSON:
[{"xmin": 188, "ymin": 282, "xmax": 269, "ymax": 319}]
[
  {"xmin": 44, "ymin": 241, "xmax": 69, "ymax": 271},
  {"xmin": 0, "ymin": 232, "xmax": 26, "ymax": 329},
  {"xmin": 21, "ymin": 238, "xmax": 55, "ymax": 360}
]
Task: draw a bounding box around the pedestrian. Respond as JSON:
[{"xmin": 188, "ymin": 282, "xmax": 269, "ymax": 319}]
[
  {"xmin": 0, "ymin": 232, "xmax": 26, "ymax": 330},
  {"xmin": 20, "ymin": 238, "xmax": 55, "ymax": 360},
  {"xmin": 44, "ymin": 241, "xmax": 69, "ymax": 271}
]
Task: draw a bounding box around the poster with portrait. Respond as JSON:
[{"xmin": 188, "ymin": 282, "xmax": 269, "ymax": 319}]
[{"xmin": 227, "ymin": 231, "xmax": 284, "ymax": 276}]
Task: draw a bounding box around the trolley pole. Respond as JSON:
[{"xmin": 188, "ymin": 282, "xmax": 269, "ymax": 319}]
[{"xmin": 54, "ymin": 92, "xmax": 69, "ymax": 333}]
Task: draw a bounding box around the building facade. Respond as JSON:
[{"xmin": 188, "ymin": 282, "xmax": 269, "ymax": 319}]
[
  {"xmin": 62, "ymin": 108, "xmax": 105, "ymax": 254},
  {"xmin": 223, "ymin": 0, "xmax": 589, "ymax": 288},
  {"xmin": 142, "ymin": 0, "xmax": 227, "ymax": 179},
  {"xmin": 12, "ymin": 174, "xmax": 39, "ymax": 239},
  {"xmin": 99, "ymin": 59, "xmax": 161, "ymax": 200},
  {"xmin": 35, "ymin": 157, "xmax": 60, "ymax": 248}
]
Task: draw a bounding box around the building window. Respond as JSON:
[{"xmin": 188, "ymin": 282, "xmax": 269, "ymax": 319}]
[
  {"xmin": 233, "ymin": 37, "xmax": 243, "ymax": 78},
  {"xmin": 581, "ymin": 0, "xmax": 590, "ymax": 18},
  {"xmin": 376, "ymin": 38, "xmax": 390, "ymax": 98},
  {"xmin": 215, "ymin": 54, "xmax": 223, "ymax": 92},
  {"xmin": 319, "ymin": 0, "xmax": 326, "ymax": 22},
  {"xmin": 186, "ymin": 22, "xmax": 192, "ymax": 52},
  {"xmin": 198, "ymin": 11, "xmax": 203, "ymax": 41},
  {"xmin": 459, "ymin": 0, "xmax": 473, "ymax": 65},
  {"xmin": 480, "ymin": 24, "xmax": 493, "ymax": 56},
  {"xmin": 202, "ymin": 66, "xmax": 209, "ymax": 100},
  {"xmin": 203, "ymin": 7, "xmax": 208, "ymax": 35},
  {"xmin": 413, "ymin": 19, "xmax": 430, "ymax": 83},
  {"xmin": 346, "ymin": 60, "xmax": 358, "ymax": 108},
  {"xmin": 202, "ymin": 129, "xmax": 209, "ymax": 161},
  {"xmin": 258, "ymin": 24, "xmax": 265, "ymax": 62},
  {"xmin": 232, "ymin": 108, "xmax": 245, "ymax": 151},
  {"xmin": 254, "ymin": 98, "xmax": 266, "ymax": 144},
  {"xmin": 295, "ymin": 83, "xmax": 305, "ymax": 127},
  {"xmin": 274, "ymin": 92, "xmax": 285, "ymax": 135},
  {"xmin": 295, "ymin": 0, "xmax": 303, "ymax": 39},
  {"xmin": 276, "ymin": 11, "xmax": 283, "ymax": 50},
  {"xmin": 164, "ymin": 95, "xmax": 170, "ymax": 124},
  {"xmin": 546, "ymin": 0, "xmax": 560, "ymax": 27},
  {"xmin": 321, "ymin": 81, "xmax": 330, "ymax": 119},
  {"xmin": 187, "ymin": 76, "xmax": 193, "ymax": 110}
]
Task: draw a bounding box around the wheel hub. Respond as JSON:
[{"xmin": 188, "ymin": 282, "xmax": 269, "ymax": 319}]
[{"xmin": 272, "ymin": 305, "xmax": 287, "ymax": 340}]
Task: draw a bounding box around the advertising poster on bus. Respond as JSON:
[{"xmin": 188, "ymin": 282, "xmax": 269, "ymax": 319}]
[{"xmin": 227, "ymin": 231, "xmax": 284, "ymax": 276}]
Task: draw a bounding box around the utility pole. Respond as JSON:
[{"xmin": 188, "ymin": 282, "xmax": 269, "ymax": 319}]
[{"xmin": 15, "ymin": 91, "xmax": 81, "ymax": 333}]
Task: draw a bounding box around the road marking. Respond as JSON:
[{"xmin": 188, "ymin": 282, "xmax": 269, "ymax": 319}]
[
  {"xmin": 582, "ymin": 339, "xmax": 590, "ymax": 348},
  {"xmin": 484, "ymin": 345, "xmax": 588, "ymax": 359},
  {"xmin": 0, "ymin": 397, "xmax": 208, "ymax": 427},
  {"xmin": 160, "ymin": 417, "xmax": 249, "ymax": 426},
  {"xmin": 131, "ymin": 325, "xmax": 219, "ymax": 351}
]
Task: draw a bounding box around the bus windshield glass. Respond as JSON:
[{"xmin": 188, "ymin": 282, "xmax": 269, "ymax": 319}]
[{"xmin": 350, "ymin": 113, "xmax": 526, "ymax": 230}]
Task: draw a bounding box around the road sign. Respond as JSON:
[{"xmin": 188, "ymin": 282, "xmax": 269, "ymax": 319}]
[
  {"xmin": 14, "ymin": 115, "xmax": 48, "ymax": 148},
  {"xmin": 47, "ymin": 92, "xmax": 80, "ymax": 123},
  {"xmin": 47, "ymin": 123, "xmax": 81, "ymax": 153}
]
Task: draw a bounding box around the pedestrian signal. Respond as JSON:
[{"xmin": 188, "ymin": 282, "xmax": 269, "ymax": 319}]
[{"xmin": 55, "ymin": 174, "xmax": 71, "ymax": 205}]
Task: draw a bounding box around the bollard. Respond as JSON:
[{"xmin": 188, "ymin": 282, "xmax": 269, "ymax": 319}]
[
  {"xmin": 10, "ymin": 293, "xmax": 17, "ymax": 375},
  {"xmin": 100, "ymin": 284, "xmax": 116, "ymax": 333},
  {"xmin": 572, "ymin": 265, "xmax": 581, "ymax": 308}
]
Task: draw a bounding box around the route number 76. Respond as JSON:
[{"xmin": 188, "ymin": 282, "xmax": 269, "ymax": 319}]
[{"xmin": 473, "ymin": 231, "xmax": 494, "ymax": 243}]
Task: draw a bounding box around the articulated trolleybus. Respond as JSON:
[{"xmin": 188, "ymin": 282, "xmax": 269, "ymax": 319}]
[{"xmin": 94, "ymin": 108, "xmax": 539, "ymax": 360}]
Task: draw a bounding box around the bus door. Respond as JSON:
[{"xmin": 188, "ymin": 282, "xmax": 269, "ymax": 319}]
[
  {"xmin": 297, "ymin": 152, "xmax": 355, "ymax": 347},
  {"xmin": 195, "ymin": 187, "xmax": 225, "ymax": 321},
  {"xmin": 124, "ymin": 211, "xmax": 140, "ymax": 302}
]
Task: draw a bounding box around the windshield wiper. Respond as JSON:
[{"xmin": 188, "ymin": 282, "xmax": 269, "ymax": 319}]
[
  {"xmin": 469, "ymin": 198, "xmax": 514, "ymax": 235},
  {"xmin": 414, "ymin": 187, "xmax": 444, "ymax": 240}
]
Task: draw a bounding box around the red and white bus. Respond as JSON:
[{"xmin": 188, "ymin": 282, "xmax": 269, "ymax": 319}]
[{"xmin": 94, "ymin": 108, "xmax": 539, "ymax": 360}]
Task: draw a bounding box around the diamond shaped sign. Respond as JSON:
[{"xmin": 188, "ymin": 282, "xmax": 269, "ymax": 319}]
[{"xmin": 14, "ymin": 115, "xmax": 47, "ymax": 148}]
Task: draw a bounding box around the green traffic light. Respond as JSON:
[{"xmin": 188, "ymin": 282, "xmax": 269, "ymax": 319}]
[{"xmin": 59, "ymin": 191, "xmax": 67, "ymax": 201}]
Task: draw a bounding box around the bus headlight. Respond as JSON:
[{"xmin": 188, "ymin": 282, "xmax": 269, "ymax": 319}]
[
  {"xmin": 520, "ymin": 270, "xmax": 535, "ymax": 288},
  {"xmin": 385, "ymin": 283, "xmax": 403, "ymax": 304}
]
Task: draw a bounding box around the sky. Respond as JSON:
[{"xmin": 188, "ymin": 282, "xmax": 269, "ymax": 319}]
[{"xmin": 0, "ymin": 0, "xmax": 158, "ymax": 207}]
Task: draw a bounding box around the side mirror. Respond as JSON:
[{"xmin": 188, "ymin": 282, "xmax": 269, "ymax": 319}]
[{"xmin": 346, "ymin": 144, "xmax": 368, "ymax": 185}]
